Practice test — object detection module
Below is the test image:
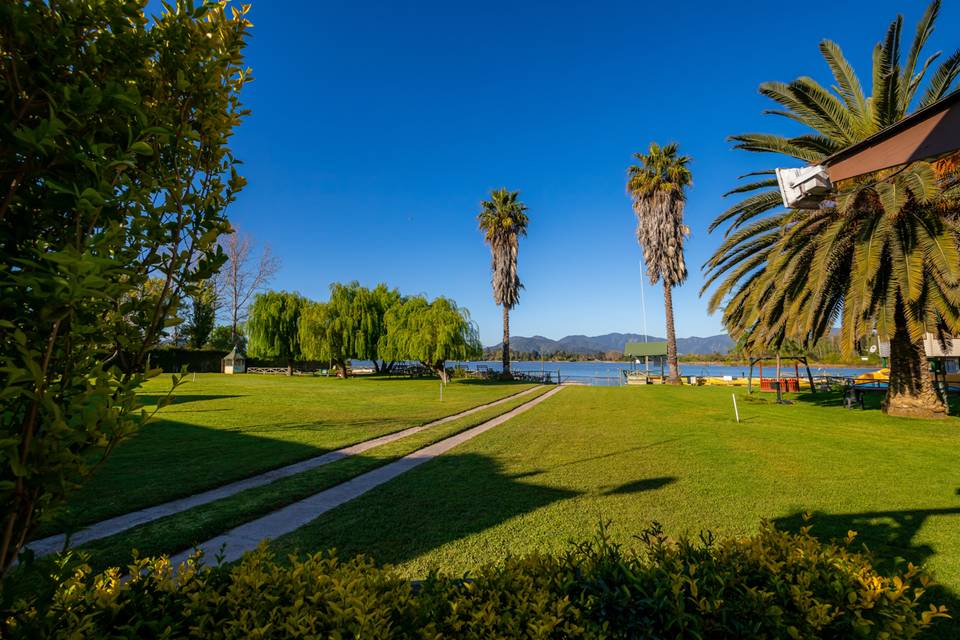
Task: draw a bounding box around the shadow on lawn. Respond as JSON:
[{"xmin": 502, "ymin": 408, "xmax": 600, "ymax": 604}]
[
  {"xmin": 511, "ymin": 439, "xmax": 683, "ymax": 480},
  {"xmin": 774, "ymin": 503, "xmax": 960, "ymax": 638},
  {"xmin": 360, "ymin": 376, "xmax": 531, "ymax": 387},
  {"xmin": 38, "ymin": 418, "xmax": 327, "ymax": 539},
  {"xmin": 139, "ymin": 393, "xmax": 244, "ymax": 407},
  {"xmin": 289, "ymin": 453, "xmax": 580, "ymax": 568},
  {"xmin": 603, "ymin": 476, "xmax": 676, "ymax": 495},
  {"xmin": 792, "ymin": 389, "xmax": 960, "ymax": 414}
]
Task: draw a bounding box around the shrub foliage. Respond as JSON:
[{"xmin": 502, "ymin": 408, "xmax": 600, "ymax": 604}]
[
  {"xmin": 0, "ymin": 0, "xmax": 250, "ymax": 572},
  {"xmin": 2, "ymin": 522, "xmax": 949, "ymax": 638}
]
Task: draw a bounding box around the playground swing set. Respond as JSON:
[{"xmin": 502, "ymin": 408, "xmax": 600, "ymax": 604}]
[{"xmin": 746, "ymin": 354, "xmax": 817, "ymax": 397}]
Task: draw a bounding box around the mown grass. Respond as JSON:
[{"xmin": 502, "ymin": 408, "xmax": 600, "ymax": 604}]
[
  {"xmin": 272, "ymin": 385, "xmax": 960, "ymax": 632},
  {"xmin": 38, "ymin": 374, "xmax": 534, "ymax": 537},
  {"xmin": 56, "ymin": 385, "xmax": 555, "ymax": 574}
]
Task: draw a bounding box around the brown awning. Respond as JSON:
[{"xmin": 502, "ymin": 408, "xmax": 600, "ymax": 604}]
[{"xmin": 823, "ymin": 91, "xmax": 960, "ymax": 183}]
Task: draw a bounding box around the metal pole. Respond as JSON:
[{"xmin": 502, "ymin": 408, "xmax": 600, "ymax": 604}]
[
  {"xmin": 732, "ymin": 393, "xmax": 740, "ymax": 423},
  {"xmin": 776, "ymin": 353, "xmax": 783, "ymax": 404},
  {"xmin": 804, "ymin": 357, "xmax": 815, "ymax": 393}
]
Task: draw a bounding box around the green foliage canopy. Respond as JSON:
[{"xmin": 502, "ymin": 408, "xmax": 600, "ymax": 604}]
[
  {"xmin": 208, "ymin": 325, "xmax": 246, "ymax": 353},
  {"xmin": 246, "ymin": 292, "xmax": 307, "ymax": 366},
  {"xmin": 379, "ymin": 296, "xmax": 481, "ymax": 381},
  {"xmin": 299, "ymin": 282, "xmax": 401, "ymax": 376},
  {"xmin": 0, "ymin": 0, "xmax": 250, "ymax": 571},
  {"xmin": 477, "ymin": 188, "xmax": 529, "ymax": 310},
  {"xmin": 627, "ymin": 142, "xmax": 692, "ymax": 288},
  {"xmin": 186, "ymin": 281, "xmax": 218, "ymax": 349}
]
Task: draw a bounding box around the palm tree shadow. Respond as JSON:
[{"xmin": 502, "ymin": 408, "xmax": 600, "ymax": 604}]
[
  {"xmin": 283, "ymin": 452, "xmax": 579, "ymax": 568},
  {"xmin": 603, "ymin": 476, "xmax": 675, "ymax": 495},
  {"xmin": 139, "ymin": 393, "xmax": 244, "ymax": 406},
  {"xmin": 510, "ymin": 439, "xmax": 683, "ymax": 480},
  {"xmin": 774, "ymin": 503, "xmax": 960, "ymax": 638}
]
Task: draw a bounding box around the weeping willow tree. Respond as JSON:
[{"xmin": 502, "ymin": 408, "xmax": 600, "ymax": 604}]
[
  {"xmin": 379, "ymin": 296, "xmax": 481, "ymax": 382},
  {"xmin": 702, "ymin": 0, "xmax": 960, "ymax": 418},
  {"xmin": 627, "ymin": 143, "xmax": 692, "ymax": 384},
  {"xmin": 298, "ymin": 282, "xmax": 400, "ymax": 377},
  {"xmin": 246, "ymin": 291, "xmax": 307, "ymax": 375},
  {"xmin": 477, "ymin": 188, "xmax": 529, "ymax": 377}
]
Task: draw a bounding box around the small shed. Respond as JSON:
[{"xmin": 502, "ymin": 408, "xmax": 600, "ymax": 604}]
[
  {"xmin": 624, "ymin": 341, "xmax": 668, "ymax": 377},
  {"xmin": 222, "ymin": 347, "xmax": 246, "ymax": 374}
]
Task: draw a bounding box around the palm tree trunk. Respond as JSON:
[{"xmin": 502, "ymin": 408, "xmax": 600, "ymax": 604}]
[
  {"xmin": 501, "ymin": 305, "xmax": 511, "ymax": 378},
  {"xmin": 884, "ymin": 300, "xmax": 946, "ymax": 418},
  {"xmin": 663, "ymin": 281, "xmax": 682, "ymax": 384}
]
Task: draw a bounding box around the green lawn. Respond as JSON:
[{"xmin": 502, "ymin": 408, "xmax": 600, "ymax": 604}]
[
  {"xmin": 272, "ymin": 385, "xmax": 960, "ymax": 626},
  {"xmin": 69, "ymin": 384, "xmax": 555, "ymax": 573},
  {"xmin": 39, "ymin": 374, "xmax": 534, "ymax": 536}
]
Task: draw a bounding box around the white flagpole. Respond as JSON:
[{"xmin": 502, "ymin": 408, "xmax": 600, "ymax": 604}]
[{"xmin": 639, "ymin": 261, "xmax": 648, "ymax": 343}]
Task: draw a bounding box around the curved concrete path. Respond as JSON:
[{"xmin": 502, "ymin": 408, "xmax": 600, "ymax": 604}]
[
  {"xmin": 170, "ymin": 385, "xmax": 564, "ymax": 568},
  {"xmin": 28, "ymin": 385, "xmax": 546, "ymax": 558}
]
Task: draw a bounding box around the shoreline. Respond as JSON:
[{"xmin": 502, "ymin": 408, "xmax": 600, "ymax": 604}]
[{"xmin": 495, "ymin": 359, "xmax": 878, "ymax": 370}]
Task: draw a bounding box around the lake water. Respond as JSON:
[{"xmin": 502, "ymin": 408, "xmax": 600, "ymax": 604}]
[{"xmin": 453, "ymin": 360, "xmax": 878, "ymax": 386}]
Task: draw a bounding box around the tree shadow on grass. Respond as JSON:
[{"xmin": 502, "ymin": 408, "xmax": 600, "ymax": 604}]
[
  {"xmin": 34, "ymin": 418, "xmax": 327, "ymax": 539},
  {"xmin": 792, "ymin": 389, "xmax": 960, "ymax": 415},
  {"xmin": 774, "ymin": 504, "xmax": 960, "ymax": 638},
  {"xmin": 280, "ymin": 453, "xmax": 581, "ymax": 568},
  {"xmin": 603, "ymin": 476, "xmax": 676, "ymax": 495},
  {"xmin": 138, "ymin": 393, "xmax": 244, "ymax": 407},
  {"xmin": 510, "ymin": 439, "xmax": 684, "ymax": 480}
]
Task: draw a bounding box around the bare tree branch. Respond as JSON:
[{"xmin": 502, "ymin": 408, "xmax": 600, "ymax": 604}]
[{"xmin": 216, "ymin": 228, "xmax": 281, "ymax": 345}]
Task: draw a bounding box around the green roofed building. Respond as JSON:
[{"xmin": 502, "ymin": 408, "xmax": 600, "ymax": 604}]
[
  {"xmin": 623, "ymin": 342, "xmax": 668, "ymax": 358},
  {"xmin": 624, "ymin": 341, "xmax": 668, "ymax": 382}
]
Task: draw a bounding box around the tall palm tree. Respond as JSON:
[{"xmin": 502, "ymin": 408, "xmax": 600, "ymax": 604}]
[
  {"xmin": 703, "ymin": 1, "xmax": 960, "ymax": 418},
  {"xmin": 627, "ymin": 142, "xmax": 692, "ymax": 385},
  {"xmin": 478, "ymin": 188, "xmax": 529, "ymax": 377}
]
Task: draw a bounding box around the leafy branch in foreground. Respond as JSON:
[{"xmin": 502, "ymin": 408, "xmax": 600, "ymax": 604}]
[{"xmin": 0, "ymin": 1, "xmax": 251, "ymax": 573}]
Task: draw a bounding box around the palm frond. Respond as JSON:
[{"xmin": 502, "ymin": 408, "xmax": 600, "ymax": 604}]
[
  {"xmin": 900, "ymin": 0, "xmax": 940, "ymax": 111},
  {"xmin": 918, "ymin": 49, "xmax": 960, "ymax": 107},
  {"xmin": 708, "ymin": 189, "xmax": 783, "ymax": 234},
  {"xmin": 820, "ymin": 39, "xmax": 867, "ymax": 119}
]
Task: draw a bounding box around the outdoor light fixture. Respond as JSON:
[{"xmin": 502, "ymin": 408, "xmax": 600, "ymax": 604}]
[{"xmin": 774, "ymin": 165, "xmax": 832, "ymax": 209}]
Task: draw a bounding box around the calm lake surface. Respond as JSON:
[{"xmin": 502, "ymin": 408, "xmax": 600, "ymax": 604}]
[
  {"xmin": 455, "ymin": 361, "xmax": 878, "ymax": 386},
  {"xmin": 351, "ymin": 360, "xmax": 877, "ymax": 386}
]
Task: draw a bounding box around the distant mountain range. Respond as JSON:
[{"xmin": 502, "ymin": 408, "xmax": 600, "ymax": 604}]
[{"xmin": 485, "ymin": 332, "xmax": 733, "ymax": 356}]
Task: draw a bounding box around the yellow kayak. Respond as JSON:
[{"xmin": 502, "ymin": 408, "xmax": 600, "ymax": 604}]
[
  {"xmin": 855, "ymin": 368, "xmax": 889, "ymax": 383},
  {"xmin": 855, "ymin": 367, "xmax": 960, "ymax": 384}
]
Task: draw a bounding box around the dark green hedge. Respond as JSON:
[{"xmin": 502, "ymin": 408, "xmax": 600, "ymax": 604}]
[
  {"xmin": 148, "ymin": 348, "xmax": 228, "ymax": 373},
  {"xmin": 2, "ymin": 522, "xmax": 949, "ymax": 638}
]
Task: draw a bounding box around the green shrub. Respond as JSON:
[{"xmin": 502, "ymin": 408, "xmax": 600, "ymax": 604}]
[{"xmin": 2, "ymin": 522, "xmax": 949, "ymax": 639}]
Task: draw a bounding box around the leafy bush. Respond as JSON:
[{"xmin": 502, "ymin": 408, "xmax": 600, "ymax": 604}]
[{"xmin": 1, "ymin": 522, "xmax": 949, "ymax": 639}]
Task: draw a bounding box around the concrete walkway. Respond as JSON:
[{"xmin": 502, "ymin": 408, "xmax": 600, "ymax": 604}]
[
  {"xmin": 27, "ymin": 385, "xmax": 546, "ymax": 558},
  {"xmin": 169, "ymin": 385, "xmax": 564, "ymax": 567}
]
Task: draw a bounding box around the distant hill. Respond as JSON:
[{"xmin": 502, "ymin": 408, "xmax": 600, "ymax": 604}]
[{"xmin": 486, "ymin": 332, "xmax": 733, "ymax": 356}]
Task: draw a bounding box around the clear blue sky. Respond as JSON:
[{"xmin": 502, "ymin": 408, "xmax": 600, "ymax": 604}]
[{"xmin": 218, "ymin": 1, "xmax": 958, "ymax": 346}]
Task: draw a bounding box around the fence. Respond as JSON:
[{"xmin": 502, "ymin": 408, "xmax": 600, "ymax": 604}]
[{"xmin": 556, "ymin": 371, "xmax": 625, "ymax": 387}]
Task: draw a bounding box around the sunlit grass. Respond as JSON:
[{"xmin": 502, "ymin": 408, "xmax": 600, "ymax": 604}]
[
  {"xmin": 273, "ymin": 385, "xmax": 960, "ymax": 624},
  {"xmin": 40, "ymin": 374, "xmax": 534, "ymax": 536}
]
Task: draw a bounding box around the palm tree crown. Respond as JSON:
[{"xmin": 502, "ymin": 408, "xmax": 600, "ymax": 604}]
[
  {"xmin": 627, "ymin": 142, "xmax": 692, "ymax": 287},
  {"xmin": 702, "ymin": 0, "xmax": 960, "ymax": 417},
  {"xmin": 478, "ymin": 188, "xmax": 529, "ymax": 309}
]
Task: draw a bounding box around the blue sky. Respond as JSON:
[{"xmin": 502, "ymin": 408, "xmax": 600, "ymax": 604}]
[{"xmin": 217, "ymin": 1, "xmax": 958, "ymax": 345}]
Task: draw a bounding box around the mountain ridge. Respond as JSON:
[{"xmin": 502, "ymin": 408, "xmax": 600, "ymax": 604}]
[{"xmin": 485, "ymin": 332, "xmax": 733, "ymax": 355}]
